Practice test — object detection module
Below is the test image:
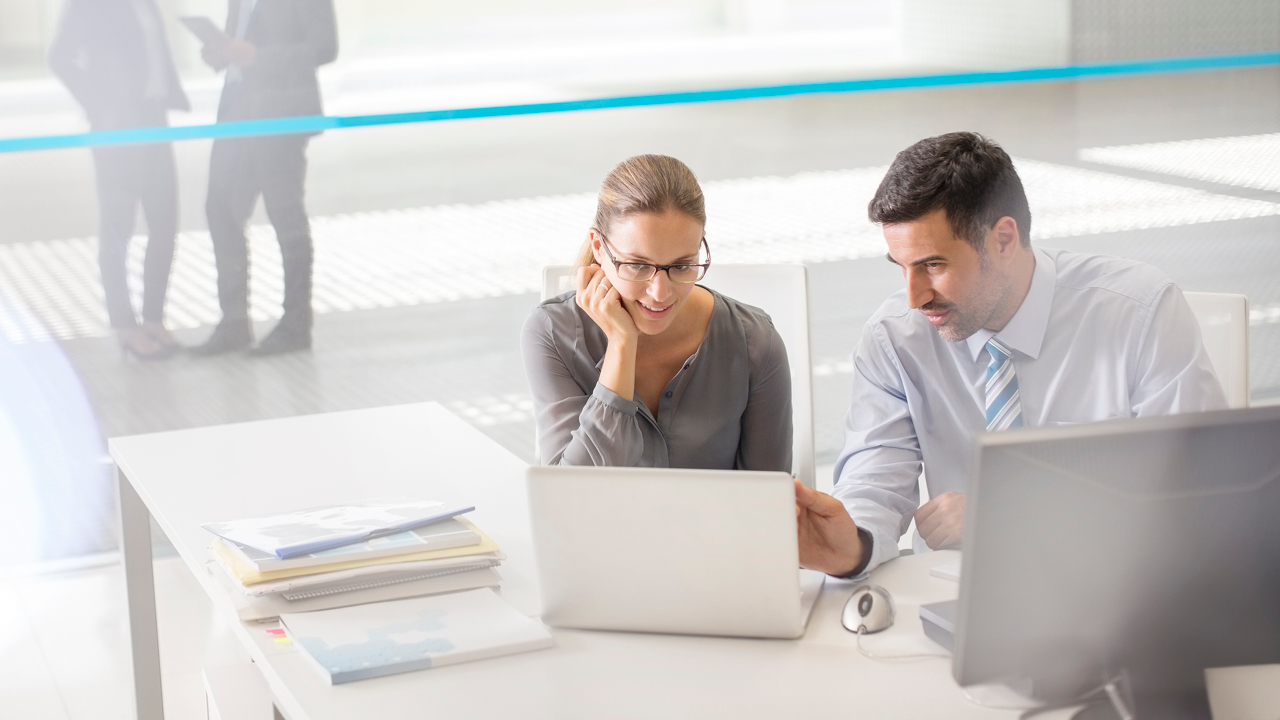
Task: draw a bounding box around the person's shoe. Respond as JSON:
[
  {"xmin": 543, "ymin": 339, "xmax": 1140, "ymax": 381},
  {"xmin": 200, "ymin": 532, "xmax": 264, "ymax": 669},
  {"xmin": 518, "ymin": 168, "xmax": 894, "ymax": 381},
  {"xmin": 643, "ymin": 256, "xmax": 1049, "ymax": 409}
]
[
  {"xmin": 249, "ymin": 319, "xmax": 311, "ymax": 356},
  {"xmin": 118, "ymin": 325, "xmax": 172, "ymax": 361},
  {"xmin": 188, "ymin": 319, "xmax": 254, "ymax": 356},
  {"xmin": 141, "ymin": 322, "xmax": 183, "ymax": 352}
]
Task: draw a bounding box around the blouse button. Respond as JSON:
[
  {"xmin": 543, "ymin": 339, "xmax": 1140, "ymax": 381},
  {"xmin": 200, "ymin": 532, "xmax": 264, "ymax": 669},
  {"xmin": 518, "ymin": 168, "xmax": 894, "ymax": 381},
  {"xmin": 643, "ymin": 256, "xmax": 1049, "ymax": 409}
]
[{"xmin": 664, "ymin": 391, "xmax": 673, "ymax": 398}]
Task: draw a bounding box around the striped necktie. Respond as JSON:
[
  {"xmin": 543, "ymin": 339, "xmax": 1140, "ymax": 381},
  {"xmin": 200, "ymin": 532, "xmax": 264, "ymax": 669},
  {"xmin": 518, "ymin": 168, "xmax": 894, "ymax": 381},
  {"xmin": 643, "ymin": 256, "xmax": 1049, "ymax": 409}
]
[{"xmin": 984, "ymin": 338, "xmax": 1024, "ymax": 431}]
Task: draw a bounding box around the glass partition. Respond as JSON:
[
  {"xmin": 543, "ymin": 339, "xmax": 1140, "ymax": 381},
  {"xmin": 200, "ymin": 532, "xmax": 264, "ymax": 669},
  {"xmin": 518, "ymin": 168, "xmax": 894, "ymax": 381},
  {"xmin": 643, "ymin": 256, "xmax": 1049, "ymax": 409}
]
[{"xmin": 0, "ymin": 0, "xmax": 1277, "ymax": 572}]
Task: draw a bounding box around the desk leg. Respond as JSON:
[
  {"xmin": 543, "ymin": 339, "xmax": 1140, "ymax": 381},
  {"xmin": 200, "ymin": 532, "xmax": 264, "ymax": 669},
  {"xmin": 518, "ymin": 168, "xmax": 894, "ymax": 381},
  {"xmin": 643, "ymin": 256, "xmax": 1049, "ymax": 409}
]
[{"xmin": 118, "ymin": 468, "xmax": 165, "ymax": 720}]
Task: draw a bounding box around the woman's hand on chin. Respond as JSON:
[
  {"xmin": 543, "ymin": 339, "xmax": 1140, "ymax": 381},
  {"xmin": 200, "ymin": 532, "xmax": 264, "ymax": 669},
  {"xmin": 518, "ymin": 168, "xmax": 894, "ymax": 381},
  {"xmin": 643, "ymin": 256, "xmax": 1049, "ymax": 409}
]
[{"xmin": 576, "ymin": 264, "xmax": 639, "ymax": 346}]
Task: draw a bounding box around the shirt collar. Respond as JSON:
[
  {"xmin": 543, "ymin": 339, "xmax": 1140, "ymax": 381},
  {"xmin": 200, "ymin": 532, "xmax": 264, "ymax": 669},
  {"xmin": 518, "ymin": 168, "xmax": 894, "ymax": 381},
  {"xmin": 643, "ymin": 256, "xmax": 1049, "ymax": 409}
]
[{"xmin": 965, "ymin": 247, "xmax": 1056, "ymax": 362}]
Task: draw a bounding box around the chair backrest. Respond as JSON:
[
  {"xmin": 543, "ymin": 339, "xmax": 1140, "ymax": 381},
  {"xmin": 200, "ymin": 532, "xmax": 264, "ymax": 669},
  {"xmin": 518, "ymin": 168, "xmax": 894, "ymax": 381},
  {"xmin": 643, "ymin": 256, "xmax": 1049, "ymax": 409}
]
[
  {"xmin": 538, "ymin": 265, "xmax": 816, "ymax": 489},
  {"xmin": 1184, "ymin": 291, "xmax": 1250, "ymax": 408},
  {"xmin": 542, "ymin": 267, "xmax": 575, "ymax": 302}
]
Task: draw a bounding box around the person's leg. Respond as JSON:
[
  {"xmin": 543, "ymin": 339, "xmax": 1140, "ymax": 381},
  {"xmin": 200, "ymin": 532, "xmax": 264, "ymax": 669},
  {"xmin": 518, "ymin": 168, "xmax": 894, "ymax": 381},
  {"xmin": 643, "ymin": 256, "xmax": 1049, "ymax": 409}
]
[
  {"xmin": 93, "ymin": 145, "xmax": 164, "ymax": 358},
  {"xmin": 93, "ymin": 145, "xmax": 141, "ymax": 330},
  {"xmin": 251, "ymin": 133, "xmax": 314, "ymax": 355},
  {"xmin": 137, "ymin": 140, "xmax": 180, "ymax": 349},
  {"xmin": 192, "ymin": 137, "xmax": 259, "ymax": 354}
]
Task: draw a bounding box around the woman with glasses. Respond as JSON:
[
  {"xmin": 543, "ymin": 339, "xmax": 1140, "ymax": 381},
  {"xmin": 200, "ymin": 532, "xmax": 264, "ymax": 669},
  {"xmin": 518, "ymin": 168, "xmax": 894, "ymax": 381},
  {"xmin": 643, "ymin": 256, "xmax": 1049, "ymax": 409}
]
[{"xmin": 521, "ymin": 154, "xmax": 792, "ymax": 470}]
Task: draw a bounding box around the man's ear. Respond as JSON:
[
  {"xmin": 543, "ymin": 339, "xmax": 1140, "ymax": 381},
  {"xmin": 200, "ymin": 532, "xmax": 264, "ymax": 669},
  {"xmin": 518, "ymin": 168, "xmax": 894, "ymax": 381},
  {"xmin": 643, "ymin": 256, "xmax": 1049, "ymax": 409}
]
[{"xmin": 989, "ymin": 216, "xmax": 1021, "ymax": 262}]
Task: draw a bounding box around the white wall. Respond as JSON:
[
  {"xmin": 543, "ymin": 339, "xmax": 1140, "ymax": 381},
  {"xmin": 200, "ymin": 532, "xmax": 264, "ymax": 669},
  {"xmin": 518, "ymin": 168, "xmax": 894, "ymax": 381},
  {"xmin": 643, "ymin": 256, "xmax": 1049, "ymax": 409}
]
[
  {"xmin": 900, "ymin": 0, "xmax": 1071, "ymax": 70},
  {"xmin": 1072, "ymin": 0, "xmax": 1280, "ymax": 63},
  {"xmin": 0, "ymin": 0, "xmax": 60, "ymax": 72},
  {"xmin": 2, "ymin": 0, "xmax": 894, "ymax": 79}
]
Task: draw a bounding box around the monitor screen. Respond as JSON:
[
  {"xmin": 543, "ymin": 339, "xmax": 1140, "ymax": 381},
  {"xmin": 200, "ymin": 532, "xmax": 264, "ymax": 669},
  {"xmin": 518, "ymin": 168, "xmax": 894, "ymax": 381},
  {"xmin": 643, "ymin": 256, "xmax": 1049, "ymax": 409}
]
[{"xmin": 954, "ymin": 405, "xmax": 1280, "ymax": 717}]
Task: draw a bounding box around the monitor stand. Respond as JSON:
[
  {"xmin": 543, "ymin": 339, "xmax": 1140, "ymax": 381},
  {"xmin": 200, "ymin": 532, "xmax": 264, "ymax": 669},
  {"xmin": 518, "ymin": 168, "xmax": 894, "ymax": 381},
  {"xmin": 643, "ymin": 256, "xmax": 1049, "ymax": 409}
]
[{"xmin": 1069, "ymin": 687, "xmax": 1211, "ymax": 720}]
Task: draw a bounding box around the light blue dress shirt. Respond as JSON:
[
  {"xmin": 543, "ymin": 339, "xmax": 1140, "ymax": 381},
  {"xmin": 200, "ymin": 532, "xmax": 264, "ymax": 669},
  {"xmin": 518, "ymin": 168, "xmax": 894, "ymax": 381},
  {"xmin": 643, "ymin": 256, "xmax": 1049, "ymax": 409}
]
[
  {"xmin": 235, "ymin": 0, "xmax": 258, "ymax": 38},
  {"xmin": 832, "ymin": 247, "xmax": 1228, "ymax": 575}
]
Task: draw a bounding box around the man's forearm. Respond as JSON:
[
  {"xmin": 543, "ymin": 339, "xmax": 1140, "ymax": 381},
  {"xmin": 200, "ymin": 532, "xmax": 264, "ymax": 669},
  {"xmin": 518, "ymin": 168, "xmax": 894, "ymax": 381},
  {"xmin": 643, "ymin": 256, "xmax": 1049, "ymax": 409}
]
[{"xmin": 834, "ymin": 527, "xmax": 874, "ymax": 578}]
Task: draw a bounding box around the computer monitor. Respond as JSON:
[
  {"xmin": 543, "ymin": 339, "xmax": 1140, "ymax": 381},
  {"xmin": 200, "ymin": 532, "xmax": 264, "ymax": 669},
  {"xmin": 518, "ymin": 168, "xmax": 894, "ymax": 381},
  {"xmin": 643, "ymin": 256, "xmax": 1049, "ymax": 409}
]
[{"xmin": 954, "ymin": 405, "xmax": 1280, "ymax": 719}]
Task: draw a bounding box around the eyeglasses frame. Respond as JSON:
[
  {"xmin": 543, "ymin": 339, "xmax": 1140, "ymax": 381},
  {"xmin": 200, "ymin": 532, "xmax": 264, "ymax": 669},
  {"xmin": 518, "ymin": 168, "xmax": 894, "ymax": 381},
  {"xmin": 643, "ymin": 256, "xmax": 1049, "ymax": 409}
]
[{"xmin": 593, "ymin": 230, "xmax": 712, "ymax": 284}]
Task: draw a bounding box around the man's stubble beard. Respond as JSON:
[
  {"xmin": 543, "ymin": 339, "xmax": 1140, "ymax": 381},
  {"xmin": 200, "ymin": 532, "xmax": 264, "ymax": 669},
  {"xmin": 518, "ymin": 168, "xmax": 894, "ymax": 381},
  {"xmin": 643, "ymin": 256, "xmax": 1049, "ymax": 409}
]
[
  {"xmin": 936, "ymin": 314, "xmax": 978, "ymax": 343},
  {"xmin": 933, "ymin": 259, "xmax": 1011, "ymax": 343}
]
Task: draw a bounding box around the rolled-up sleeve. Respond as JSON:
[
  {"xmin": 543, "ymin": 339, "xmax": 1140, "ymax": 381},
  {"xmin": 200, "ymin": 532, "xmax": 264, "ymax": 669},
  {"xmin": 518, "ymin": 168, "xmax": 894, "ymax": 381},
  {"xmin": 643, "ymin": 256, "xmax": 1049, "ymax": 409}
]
[
  {"xmin": 736, "ymin": 319, "xmax": 792, "ymax": 472},
  {"xmin": 520, "ymin": 306, "xmax": 647, "ymax": 466},
  {"xmin": 830, "ymin": 322, "xmax": 924, "ymax": 576}
]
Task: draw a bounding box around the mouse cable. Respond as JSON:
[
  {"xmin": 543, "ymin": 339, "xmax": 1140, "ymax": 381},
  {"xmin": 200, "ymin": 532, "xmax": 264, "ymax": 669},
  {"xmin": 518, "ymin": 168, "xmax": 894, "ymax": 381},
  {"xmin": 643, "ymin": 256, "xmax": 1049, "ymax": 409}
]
[
  {"xmin": 854, "ymin": 630, "xmax": 1130, "ymax": 720},
  {"xmin": 854, "ymin": 629, "xmax": 1111, "ymax": 716},
  {"xmin": 855, "ymin": 626, "xmax": 950, "ymax": 661}
]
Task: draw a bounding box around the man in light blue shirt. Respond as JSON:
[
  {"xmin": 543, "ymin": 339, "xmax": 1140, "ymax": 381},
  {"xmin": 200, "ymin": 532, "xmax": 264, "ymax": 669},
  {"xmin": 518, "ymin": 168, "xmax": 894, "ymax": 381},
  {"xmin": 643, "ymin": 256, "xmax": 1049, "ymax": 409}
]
[{"xmin": 797, "ymin": 132, "xmax": 1227, "ymax": 578}]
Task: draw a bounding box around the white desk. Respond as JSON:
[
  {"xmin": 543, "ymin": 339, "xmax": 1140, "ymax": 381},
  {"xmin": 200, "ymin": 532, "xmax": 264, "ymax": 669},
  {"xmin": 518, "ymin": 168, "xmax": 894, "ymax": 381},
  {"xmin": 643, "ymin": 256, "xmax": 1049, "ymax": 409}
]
[{"xmin": 110, "ymin": 402, "xmax": 1017, "ymax": 719}]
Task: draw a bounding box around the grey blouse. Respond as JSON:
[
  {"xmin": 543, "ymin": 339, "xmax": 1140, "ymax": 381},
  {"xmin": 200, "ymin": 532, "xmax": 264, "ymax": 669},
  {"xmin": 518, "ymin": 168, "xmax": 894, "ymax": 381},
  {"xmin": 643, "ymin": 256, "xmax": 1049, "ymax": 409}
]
[{"xmin": 521, "ymin": 288, "xmax": 793, "ymax": 471}]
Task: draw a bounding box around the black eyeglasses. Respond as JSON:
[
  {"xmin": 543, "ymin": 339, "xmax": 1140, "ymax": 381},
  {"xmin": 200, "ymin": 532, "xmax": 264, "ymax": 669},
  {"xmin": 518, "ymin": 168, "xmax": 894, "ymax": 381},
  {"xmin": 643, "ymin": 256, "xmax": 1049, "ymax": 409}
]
[{"xmin": 595, "ymin": 231, "xmax": 711, "ymax": 284}]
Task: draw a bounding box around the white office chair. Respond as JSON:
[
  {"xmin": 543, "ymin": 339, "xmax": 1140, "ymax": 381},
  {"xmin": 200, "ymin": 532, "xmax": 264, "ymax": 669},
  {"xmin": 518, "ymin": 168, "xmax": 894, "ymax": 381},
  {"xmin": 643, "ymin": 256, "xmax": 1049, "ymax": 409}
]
[
  {"xmin": 1184, "ymin": 292, "xmax": 1250, "ymax": 408},
  {"xmin": 539, "ymin": 264, "xmax": 817, "ymax": 489},
  {"xmin": 541, "ymin": 267, "xmax": 575, "ymax": 301}
]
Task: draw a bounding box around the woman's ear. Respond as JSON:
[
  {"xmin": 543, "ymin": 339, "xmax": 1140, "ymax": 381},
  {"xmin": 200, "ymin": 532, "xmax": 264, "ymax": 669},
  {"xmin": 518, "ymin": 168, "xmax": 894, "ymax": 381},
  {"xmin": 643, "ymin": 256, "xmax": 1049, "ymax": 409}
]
[{"xmin": 590, "ymin": 231, "xmax": 603, "ymax": 265}]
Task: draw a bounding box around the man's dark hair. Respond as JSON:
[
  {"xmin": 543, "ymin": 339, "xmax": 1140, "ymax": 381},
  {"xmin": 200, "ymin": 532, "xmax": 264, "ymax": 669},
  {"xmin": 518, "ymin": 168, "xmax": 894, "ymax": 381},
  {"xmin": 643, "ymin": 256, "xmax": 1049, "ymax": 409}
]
[{"xmin": 868, "ymin": 132, "xmax": 1031, "ymax": 250}]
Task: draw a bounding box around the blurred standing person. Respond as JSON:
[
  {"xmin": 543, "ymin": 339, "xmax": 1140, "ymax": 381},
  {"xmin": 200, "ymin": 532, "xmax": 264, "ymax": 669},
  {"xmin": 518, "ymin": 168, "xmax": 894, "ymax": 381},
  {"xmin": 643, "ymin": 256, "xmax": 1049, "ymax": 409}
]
[
  {"xmin": 190, "ymin": 0, "xmax": 337, "ymax": 356},
  {"xmin": 49, "ymin": 0, "xmax": 189, "ymax": 360}
]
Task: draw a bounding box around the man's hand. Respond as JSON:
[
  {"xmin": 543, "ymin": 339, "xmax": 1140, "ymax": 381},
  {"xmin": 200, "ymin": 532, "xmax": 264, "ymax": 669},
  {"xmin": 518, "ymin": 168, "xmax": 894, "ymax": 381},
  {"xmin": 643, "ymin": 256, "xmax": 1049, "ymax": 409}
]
[
  {"xmin": 795, "ymin": 480, "xmax": 864, "ymax": 576},
  {"xmin": 201, "ymin": 40, "xmax": 254, "ymax": 70},
  {"xmin": 200, "ymin": 42, "xmax": 229, "ymax": 70},
  {"xmin": 225, "ymin": 40, "xmax": 256, "ymax": 67},
  {"xmin": 914, "ymin": 491, "xmax": 966, "ymax": 550}
]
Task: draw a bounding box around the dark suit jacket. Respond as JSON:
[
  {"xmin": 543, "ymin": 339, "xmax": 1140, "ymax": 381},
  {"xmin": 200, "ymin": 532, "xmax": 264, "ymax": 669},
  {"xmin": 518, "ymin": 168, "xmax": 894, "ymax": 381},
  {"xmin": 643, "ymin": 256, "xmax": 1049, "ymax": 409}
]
[
  {"xmin": 216, "ymin": 0, "xmax": 338, "ymax": 123},
  {"xmin": 48, "ymin": 0, "xmax": 190, "ymax": 129}
]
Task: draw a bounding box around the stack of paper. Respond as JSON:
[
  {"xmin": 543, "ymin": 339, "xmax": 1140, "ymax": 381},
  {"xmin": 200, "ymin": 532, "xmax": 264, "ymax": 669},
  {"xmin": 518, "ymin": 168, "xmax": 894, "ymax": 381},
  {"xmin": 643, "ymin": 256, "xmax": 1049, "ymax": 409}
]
[
  {"xmin": 281, "ymin": 589, "xmax": 554, "ymax": 684},
  {"xmin": 202, "ymin": 499, "xmax": 504, "ymax": 621}
]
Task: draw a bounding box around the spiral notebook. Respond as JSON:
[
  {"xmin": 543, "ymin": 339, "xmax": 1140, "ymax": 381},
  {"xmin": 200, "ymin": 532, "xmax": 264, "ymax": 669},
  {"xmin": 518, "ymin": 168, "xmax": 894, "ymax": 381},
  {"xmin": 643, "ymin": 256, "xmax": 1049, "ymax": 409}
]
[{"xmin": 206, "ymin": 558, "xmax": 502, "ymax": 622}]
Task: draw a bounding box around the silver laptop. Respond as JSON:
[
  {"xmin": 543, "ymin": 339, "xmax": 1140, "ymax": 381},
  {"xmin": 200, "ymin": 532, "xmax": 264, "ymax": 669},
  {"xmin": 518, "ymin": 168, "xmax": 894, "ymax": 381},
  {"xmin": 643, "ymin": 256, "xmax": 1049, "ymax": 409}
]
[{"xmin": 526, "ymin": 466, "xmax": 825, "ymax": 639}]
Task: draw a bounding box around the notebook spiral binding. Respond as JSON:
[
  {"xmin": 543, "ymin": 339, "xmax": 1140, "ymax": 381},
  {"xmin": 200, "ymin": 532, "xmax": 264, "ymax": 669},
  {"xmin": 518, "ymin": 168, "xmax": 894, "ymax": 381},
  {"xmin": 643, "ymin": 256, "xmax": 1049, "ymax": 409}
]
[{"xmin": 281, "ymin": 560, "xmax": 499, "ymax": 601}]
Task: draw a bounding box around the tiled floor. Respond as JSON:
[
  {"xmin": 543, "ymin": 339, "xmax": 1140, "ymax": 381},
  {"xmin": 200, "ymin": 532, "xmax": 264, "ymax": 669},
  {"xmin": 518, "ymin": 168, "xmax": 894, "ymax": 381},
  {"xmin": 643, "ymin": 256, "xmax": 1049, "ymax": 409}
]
[
  {"xmin": 4, "ymin": 158, "xmax": 1277, "ymax": 344},
  {"xmin": 0, "ymin": 557, "xmax": 246, "ymax": 720},
  {"xmin": 1081, "ymin": 133, "xmax": 1280, "ymax": 193}
]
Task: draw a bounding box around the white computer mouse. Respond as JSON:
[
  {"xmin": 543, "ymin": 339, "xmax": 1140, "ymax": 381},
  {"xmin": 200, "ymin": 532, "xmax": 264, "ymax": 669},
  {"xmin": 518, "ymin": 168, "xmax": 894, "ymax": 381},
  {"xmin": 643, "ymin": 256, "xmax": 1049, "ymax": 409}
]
[{"xmin": 842, "ymin": 584, "xmax": 895, "ymax": 634}]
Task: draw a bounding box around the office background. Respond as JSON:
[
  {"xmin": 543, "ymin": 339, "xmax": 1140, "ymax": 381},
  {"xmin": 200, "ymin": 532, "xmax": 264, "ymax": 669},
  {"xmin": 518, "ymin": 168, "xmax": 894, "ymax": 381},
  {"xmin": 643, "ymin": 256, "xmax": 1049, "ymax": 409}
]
[{"xmin": 0, "ymin": 1, "xmax": 1278, "ymax": 716}]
